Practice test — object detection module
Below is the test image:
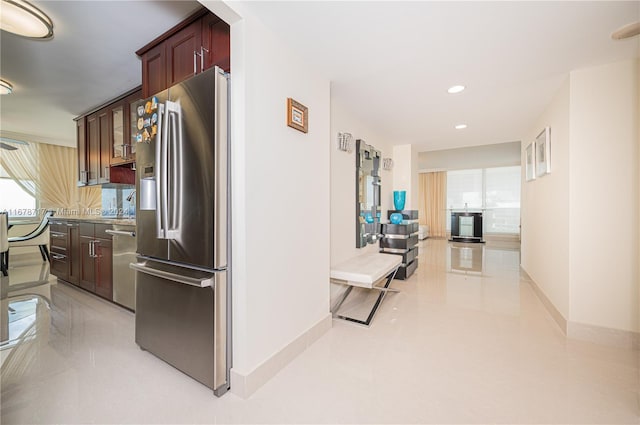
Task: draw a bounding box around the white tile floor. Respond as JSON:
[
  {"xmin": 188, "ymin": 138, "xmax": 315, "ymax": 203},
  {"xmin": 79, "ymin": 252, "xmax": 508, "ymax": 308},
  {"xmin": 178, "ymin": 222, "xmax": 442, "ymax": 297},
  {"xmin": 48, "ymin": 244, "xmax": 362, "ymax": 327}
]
[{"xmin": 1, "ymin": 239, "xmax": 639, "ymax": 424}]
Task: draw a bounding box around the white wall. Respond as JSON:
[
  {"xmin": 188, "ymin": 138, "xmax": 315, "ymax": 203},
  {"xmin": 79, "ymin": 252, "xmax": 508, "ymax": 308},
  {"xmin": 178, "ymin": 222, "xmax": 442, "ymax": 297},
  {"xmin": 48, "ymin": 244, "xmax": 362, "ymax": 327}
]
[
  {"xmin": 521, "ymin": 78, "xmax": 571, "ymax": 320},
  {"xmin": 392, "ymin": 144, "xmax": 419, "ymax": 210},
  {"xmin": 419, "ymin": 141, "xmax": 521, "ymax": 171},
  {"xmin": 330, "ymin": 97, "xmax": 394, "ymax": 267},
  {"xmin": 206, "ymin": 0, "xmax": 331, "ymax": 392},
  {"xmin": 522, "ymin": 59, "xmax": 639, "ymax": 335},
  {"xmin": 568, "ymin": 59, "xmax": 639, "ymax": 332}
]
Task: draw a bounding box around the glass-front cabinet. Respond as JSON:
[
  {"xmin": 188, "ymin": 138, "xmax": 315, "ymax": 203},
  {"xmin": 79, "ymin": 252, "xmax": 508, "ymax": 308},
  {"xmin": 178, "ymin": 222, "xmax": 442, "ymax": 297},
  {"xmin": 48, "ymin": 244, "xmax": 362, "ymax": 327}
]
[{"xmin": 110, "ymin": 90, "xmax": 142, "ymax": 166}]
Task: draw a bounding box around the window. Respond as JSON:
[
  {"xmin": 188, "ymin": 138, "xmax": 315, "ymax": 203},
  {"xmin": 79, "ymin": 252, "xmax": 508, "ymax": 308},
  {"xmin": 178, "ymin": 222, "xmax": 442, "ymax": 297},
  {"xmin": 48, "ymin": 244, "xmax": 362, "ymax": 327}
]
[
  {"xmin": 446, "ymin": 166, "xmax": 520, "ymax": 234},
  {"xmin": 0, "ymin": 165, "xmax": 37, "ymax": 218}
]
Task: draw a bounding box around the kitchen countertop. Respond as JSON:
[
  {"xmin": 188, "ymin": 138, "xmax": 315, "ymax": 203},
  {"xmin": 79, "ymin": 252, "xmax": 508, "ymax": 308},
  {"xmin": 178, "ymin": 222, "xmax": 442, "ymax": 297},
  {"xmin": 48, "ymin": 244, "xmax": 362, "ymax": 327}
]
[{"xmin": 50, "ymin": 215, "xmax": 136, "ymax": 226}]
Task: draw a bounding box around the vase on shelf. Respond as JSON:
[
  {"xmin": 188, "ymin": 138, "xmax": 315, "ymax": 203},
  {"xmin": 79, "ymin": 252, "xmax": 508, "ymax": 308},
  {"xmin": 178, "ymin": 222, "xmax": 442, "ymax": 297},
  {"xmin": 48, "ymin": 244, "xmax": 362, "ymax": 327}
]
[{"xmin": 393, "ymin": 190, "xmax": 406, "ymax": 211}]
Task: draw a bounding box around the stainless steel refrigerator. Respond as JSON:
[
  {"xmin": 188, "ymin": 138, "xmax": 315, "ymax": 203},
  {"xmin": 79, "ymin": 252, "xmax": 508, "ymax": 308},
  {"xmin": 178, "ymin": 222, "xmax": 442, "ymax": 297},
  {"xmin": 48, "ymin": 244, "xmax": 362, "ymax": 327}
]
[{"xmin": 130, "ymin": 67, "xmax": 230, "ymax": 396}]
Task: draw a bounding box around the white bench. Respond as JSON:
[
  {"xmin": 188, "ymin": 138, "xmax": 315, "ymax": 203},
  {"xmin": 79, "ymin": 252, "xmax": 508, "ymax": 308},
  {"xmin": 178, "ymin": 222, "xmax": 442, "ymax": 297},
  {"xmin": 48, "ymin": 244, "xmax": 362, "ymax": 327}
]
[{"xmin": 330, "ymin": 253, "xmax": 401, "ymax": 326}]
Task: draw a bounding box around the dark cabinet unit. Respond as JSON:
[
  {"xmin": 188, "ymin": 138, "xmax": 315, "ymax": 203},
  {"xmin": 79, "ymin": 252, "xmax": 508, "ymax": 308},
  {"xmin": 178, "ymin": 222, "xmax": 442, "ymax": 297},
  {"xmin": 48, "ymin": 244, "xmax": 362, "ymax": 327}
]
[
  {"xmin": 49, "ymin": 220, "xmax": 81, "ymax": 285},
  {"xmin": 137, "ymin": 8, "xmax": 230, "ymax": 97},
  {"xmin": 380, "ymin": 210, "xmax": 420, "ymax": 280},
  {"xmin": 79, "ymin": 223, "xmax": 113, "ymax": 301},
  {"xmin": 450, "ymin": 212, "xmax": 484, "ymax": 243},
  {"xmin": 49, "ymin": 219, "xmax": 113, "ymax": 302},
  {"xmin": 76, "ymin": 88, "xmax": 142, "ymax": 186}
]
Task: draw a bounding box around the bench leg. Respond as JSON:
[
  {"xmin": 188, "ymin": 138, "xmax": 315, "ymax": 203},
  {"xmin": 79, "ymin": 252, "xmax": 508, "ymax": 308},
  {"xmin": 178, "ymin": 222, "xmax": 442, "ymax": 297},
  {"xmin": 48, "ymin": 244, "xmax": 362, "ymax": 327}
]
[{"xmin": 333, "ymin": 267, "xmax": 399, "ymax": 327}]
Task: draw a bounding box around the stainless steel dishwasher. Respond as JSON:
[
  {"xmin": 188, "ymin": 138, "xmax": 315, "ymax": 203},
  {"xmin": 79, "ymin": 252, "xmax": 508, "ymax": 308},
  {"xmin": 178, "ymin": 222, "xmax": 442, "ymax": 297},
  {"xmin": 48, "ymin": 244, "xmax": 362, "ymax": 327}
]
[{"xmin": 106, "ymin": 226, "xmax": 136, "ymax": 311}]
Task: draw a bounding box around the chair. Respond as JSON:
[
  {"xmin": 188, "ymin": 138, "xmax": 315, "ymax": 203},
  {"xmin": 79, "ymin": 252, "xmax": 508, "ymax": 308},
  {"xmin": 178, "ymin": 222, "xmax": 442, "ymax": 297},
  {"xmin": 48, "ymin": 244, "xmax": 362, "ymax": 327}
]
[
  {"xmin": 8, "ymin": 210, "xmax": 54, "ymax": 263},
  {"xmin": 1, "ymin": 212, "xmax": 8, "ymax": 276}
]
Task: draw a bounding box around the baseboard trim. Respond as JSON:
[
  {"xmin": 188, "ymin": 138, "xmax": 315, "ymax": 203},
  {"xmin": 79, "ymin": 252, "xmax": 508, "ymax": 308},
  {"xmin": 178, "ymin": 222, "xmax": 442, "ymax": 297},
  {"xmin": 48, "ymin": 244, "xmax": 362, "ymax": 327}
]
[
  {"xmin": 230, "ymin": 313, "xmax": 332, "ymax": 398},
  {"xmin": 568, "ymin": 321, "xmax": 640, "ymax": 350},
  {"xmin": 521, "ymin": 267, "xmax": 568, "ymax": 334},
  {"xmin": 521, "ymin": 267, "xmax": 639, "ymax": 350}
]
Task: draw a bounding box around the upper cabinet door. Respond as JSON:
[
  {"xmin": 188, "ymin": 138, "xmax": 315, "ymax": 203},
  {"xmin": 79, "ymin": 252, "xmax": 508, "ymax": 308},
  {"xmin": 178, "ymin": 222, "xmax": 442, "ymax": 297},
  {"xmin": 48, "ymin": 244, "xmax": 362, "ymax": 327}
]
[
  {"xmin": 76, "ymin": 118, "xmax": 87, "ymax": 186},
  {"xmin": 86, "ymin": 113, "xmax": 99, "ymax": 186},
  {"xmin": 111, "ymin": 104, "xmax": 125, "ymax": 164},
  {"xmin": 166, "ymin": 20, "xmax": 202, "ymax": 88},
  {"xmin": 201, "ymin": 14, "xmax": 230, "ymax": 73},
  {"xmin": 142, "ymin": 43, "xmax": 166, "ymax": 98},
  {"xmin": 98, "ymin": 108, "xmax": 111, "ymax": 184}
]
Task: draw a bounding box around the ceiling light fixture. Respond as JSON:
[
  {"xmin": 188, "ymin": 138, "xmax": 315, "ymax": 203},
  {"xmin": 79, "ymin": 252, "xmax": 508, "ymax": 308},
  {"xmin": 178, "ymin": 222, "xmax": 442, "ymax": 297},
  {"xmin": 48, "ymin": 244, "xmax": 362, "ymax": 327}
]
[
  {"xmin": 0, "ymin": 0, "xmax": 54, "ymax": 39},
  {"xmin": 447, "ymin": 85, "xmax": 466, "ymax": 94},
  {"xmin": 611, "ymin": 21, "xmax": 640, "ymax": 40},
  {"xmin": 455, "ymin": 124, "xmax": 467, "ymax": 130},
  {"xmin": 0, "ymin": 79, "xmax": 13, "ymax": 94}
]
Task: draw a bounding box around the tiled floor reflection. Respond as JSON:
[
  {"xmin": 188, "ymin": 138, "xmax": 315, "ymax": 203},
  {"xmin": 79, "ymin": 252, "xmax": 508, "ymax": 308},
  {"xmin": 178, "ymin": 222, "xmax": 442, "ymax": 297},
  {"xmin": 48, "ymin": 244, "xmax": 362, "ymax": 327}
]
[{"xmin": 2, "ymin": 240, "xmax": 639, "ymax": 424}]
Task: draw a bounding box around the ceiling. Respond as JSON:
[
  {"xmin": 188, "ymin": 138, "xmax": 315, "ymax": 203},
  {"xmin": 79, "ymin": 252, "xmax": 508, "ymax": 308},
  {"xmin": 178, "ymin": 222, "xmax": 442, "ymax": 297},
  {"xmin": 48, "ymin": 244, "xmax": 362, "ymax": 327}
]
[{"xmin": 1, "ymin": 1, "xmax": 639, "ymax": 151}]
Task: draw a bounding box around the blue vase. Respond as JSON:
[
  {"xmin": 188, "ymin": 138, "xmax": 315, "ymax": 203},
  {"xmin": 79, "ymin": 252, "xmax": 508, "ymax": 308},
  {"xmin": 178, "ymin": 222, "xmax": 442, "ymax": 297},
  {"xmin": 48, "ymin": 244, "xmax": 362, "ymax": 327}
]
[
  {"xmin": 364, "ymin": 212, "xmax": 374, "ymax": 223},
  {"xmin": 390, "ymin": 213, "xmax": 403, "ymax": 224},
  {"xmin": 393, "ymin": 190, "xmax": 406, "ymax": 211}
]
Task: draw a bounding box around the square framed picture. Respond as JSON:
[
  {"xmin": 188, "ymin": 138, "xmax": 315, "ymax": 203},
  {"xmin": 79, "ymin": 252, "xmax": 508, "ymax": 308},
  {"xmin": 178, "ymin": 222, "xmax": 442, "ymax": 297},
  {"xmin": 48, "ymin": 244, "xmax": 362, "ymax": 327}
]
[
  {"xmin": 286, "ymin": 98, "xmax": 308, "ymax": 133},
  {"xmin": 525, "ymin": 141, "xmax": 536, "ymax": 182},
  {"xmin": 536, "ymin": 127, "xmax": 551, "ymax": 177}
]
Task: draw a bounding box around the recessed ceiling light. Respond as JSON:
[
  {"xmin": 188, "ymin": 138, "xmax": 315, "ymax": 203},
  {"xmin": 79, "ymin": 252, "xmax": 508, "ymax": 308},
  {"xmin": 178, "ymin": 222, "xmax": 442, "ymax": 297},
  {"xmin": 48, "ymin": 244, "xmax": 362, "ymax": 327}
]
[
  {"xmin": 447, "ymin": 85, "xmax": 466, "ymax": 94},
  {"xmin": 0, "ymin": 79, "xmax": 13, "ymax": 95},
  {"xmin": 0, "ymin": 0, "xmax": 54, "ymax": 39},
  {"xmin": 455, "ymin": 124, "xmax": 467, "ymax": 130},
  {"xmin": 611, "ymin": 21, "xmax": 640, "ymax": 40}
]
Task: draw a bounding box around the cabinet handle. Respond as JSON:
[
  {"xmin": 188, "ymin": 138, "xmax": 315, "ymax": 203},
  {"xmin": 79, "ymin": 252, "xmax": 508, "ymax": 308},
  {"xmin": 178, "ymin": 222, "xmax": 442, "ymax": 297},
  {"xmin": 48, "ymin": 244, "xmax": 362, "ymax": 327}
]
[
  {"xmin": 93, "ymin": 239, "xmax": 102, "ymax": 258},
  {"xmin": 193, "ymin": 50, "xmax": 197, "ymax": 75},
  {"xmin": 51, "ymin": 253, "xmax": 66, "ymax": 260},
  {"xmin": 88, "ymin": 240, "xmax": 94, "ymax": 258},
  {"xmin": 200, "ymin": 46, "xmax": 208, "ymax": 72},
  {"xmin": 51, "ymin": 232, "xmax": 66, "ymax": 238},
  {"xmin": 104, "ymin": 166, "xmax": 110, "ymax": 180}
]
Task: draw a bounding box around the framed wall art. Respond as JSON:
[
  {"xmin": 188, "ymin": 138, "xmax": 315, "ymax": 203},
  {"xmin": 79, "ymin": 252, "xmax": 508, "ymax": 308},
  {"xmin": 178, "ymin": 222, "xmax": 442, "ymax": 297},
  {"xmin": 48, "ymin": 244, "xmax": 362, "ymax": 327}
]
[
  {"xmin": 536, "ymin": 127, "xmax": 551, "ymax": 177},
  {"xmin": 525, "ymin": 141, "xmax": 536, "ymax": 182},
  {"xmin": 286, "ymin": 98, "xmax": 308, "ymax": 133}
]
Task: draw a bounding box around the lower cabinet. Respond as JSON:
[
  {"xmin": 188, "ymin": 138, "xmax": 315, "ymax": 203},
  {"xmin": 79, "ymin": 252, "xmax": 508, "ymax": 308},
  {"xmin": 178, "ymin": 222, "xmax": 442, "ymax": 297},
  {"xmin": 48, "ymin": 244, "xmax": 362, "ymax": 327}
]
[
  {"xmin": 79, "ymin": 223, "xmax": 113, "ymax": 301},
  {"xmin": 49, "ymin": 220, "xmax": 80, "ymax": 285},
  {"xmin": 49, "ymin": 219, "xmax": 113, "ymax": 302}
]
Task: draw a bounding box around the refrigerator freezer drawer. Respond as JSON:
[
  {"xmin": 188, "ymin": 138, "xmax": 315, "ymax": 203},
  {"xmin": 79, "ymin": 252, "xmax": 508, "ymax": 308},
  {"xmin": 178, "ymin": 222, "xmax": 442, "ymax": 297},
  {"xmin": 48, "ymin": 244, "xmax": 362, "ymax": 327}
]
[{"xmin": 135, "ymin": 271, "xmax": 216, "ymax": 389}]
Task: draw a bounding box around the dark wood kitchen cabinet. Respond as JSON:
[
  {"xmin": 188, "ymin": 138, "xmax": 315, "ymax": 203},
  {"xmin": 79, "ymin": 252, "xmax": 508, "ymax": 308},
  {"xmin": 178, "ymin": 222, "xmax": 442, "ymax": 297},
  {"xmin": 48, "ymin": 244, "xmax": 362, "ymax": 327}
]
[
  {"xmin": 76, "ymin": 118, "xmax": 87, "ymax": 186},
  {"xmin": 86, "ymin": 108, "xmax": 111, "ymax": 185},
  {"xmin": 49, "ymin": 219, "xmax": 81, "ymax": 286},
  {"xmin": 137, "ymin": 8, "xmax": 230, "ymax": 97},
  {"xmin": 76, "ymin": 88, "xmax": 142, "ymax": 186},
  {"xmin": 79, "ymin": 223, "xmax": 113, "ymax": 301}
]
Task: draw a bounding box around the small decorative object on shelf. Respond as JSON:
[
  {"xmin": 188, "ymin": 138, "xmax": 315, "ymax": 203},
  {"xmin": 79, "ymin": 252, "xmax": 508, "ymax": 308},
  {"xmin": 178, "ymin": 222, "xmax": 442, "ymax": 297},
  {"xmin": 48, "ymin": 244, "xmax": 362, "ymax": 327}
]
[
  {"xmin": 379, "ymin": 209, "xmax": 419, "ymax": 280},
  {"xmin": 393, "ymin": 190, "xmax": 406, "ymax": 211},
  {"xmin": 390, "ymin": 213, "xmax": 403, "ymax": 224}
]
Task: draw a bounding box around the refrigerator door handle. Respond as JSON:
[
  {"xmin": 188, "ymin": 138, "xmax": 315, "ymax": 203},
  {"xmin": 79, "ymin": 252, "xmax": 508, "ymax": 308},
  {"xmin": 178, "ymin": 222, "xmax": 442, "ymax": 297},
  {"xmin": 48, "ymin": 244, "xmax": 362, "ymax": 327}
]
[
  {"xmin": 130, "ymin": 262, "xmax": 214, "ymax": 288},
  {"xmin": 165, "ymin": 101, "xmax": 182, "ymax": 240},
  {"xmin": 155, "ymin": 103, "xmax": 166, "ymax": 239},
  {"xmin": 160, "ymin": 101, "xmax": 172, "ymax": 239}
]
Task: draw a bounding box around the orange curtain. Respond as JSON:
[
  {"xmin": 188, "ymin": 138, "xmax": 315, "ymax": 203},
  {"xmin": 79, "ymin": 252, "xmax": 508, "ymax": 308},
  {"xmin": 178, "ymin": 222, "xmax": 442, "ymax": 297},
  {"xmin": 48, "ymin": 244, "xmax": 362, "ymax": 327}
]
[{"xmin": 418, "ymin": 172, "xmax": 447, "ymax": 238}]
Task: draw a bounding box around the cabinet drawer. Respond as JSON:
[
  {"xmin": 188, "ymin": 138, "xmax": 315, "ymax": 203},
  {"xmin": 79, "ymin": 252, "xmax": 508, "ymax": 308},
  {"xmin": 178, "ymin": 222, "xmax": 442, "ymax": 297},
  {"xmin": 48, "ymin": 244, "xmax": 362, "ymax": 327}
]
[
  {"xmin": 49, "ymin": 221, "xmax": 67, "ymax": 232},
  {"xmin": 50, "ymin": 230, "xmax": 68, "ymax": 248},
  {"xmin": 95, "ymin": 224, "xmax": 113, "ymax": 239},
  {"xmin": 79, "ymin": 222, "xmax": 94, "ymax": 237},
  {"xmin": 50, "ymin": 251, "xmax": 68, "ymax": 278}
]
